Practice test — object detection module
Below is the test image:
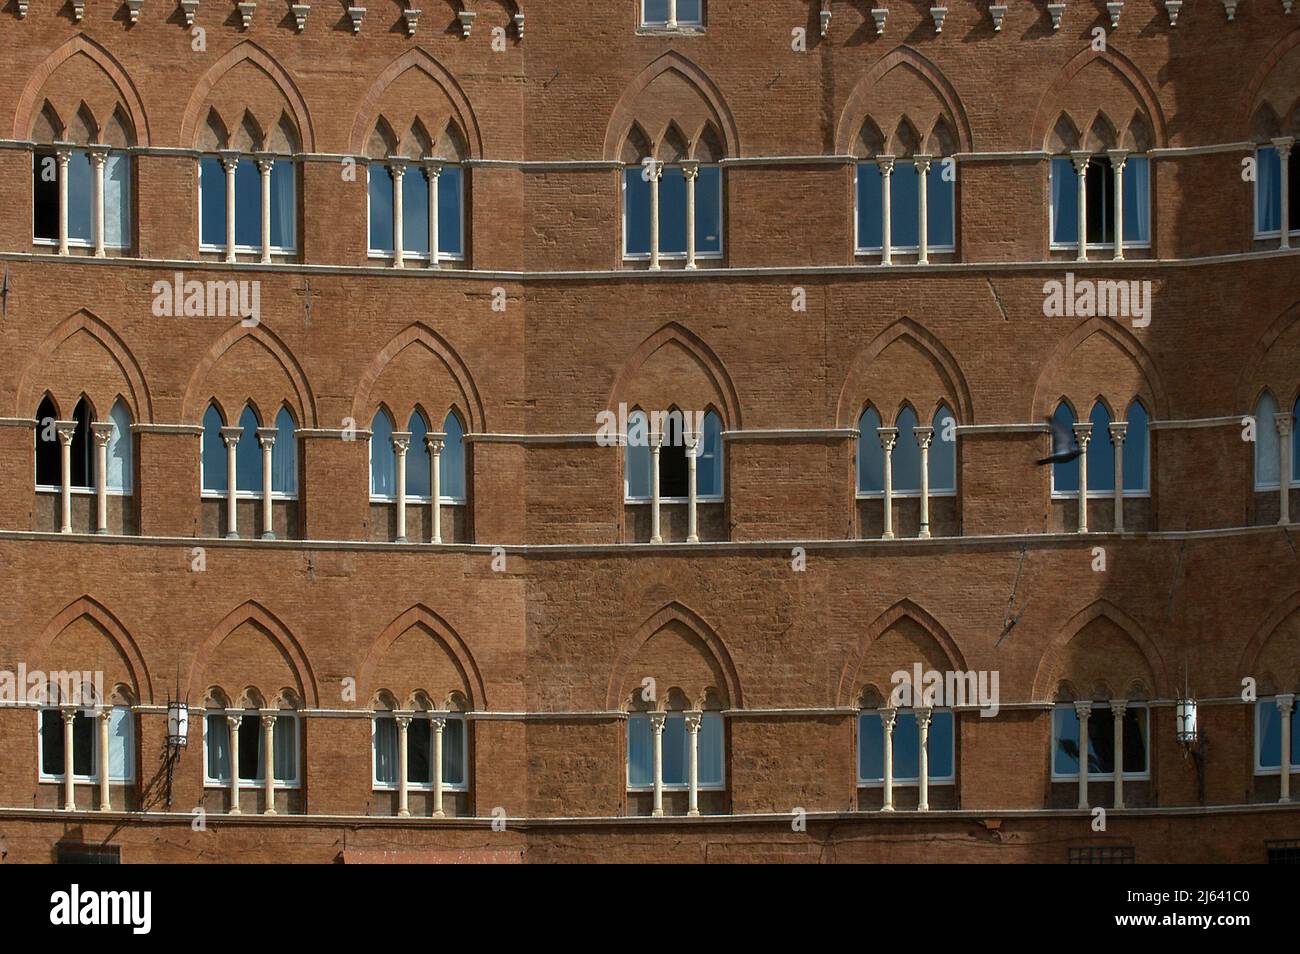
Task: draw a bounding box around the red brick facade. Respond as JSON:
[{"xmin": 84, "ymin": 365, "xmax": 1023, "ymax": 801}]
[{"xmin": 0, "ymin": 1, "xmax": 1298, "ymax": 863}]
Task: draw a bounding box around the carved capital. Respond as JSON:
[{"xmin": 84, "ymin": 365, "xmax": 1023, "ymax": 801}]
[
  {"xmin": 914, "ymin": 425, "xmax": 934, "ymax": 450},
  {"xmin": 1277, "ymin": 693, "xmax": 1296, "ymax": 715},
  {"xmin": 684, "ymin": 711, "xmax": 703, "ymax": 734},
  {"xmin": 1108, "ymin": 421, "xmax": 1128, "ymax": 444},
  {"xmin": 1276, "ymin": 412, "xmax": 1294, "ymax": 438},
  {"xmin": 218, "ymin": 150, "xmax": 240, "ymax": 174},
  {"xmin": 680, "ymin": 160, "xmax": 700, "ymax": 182},
  {"xmin": 1072, "ymin": 422, "xmax": 1093, "ymax": 448},
  {"xmin": 878, "ymin": 426, "xmax": 899, "ymax": 453},
  {"xmin": 1074, "ymin": 701, "xmax": 1093, "ymax": 719},
  {"xmin": 256, "ymin": 426, "xmax": 277, "ymax": 449},
  {"xmin": 877, "ymin": 155, "xmax": 896, "ymax": 176},
  {"xmin": 391, "ymin": 430, "xmax": 412, "ymax": 455},
  {"xmin": 91, "ymin": 422, "xmax": 115, "ymax": 447},
  {"xmin": 219, "ymin": 425, "xmax": 242, "ymax": 448},
  {"xmin": 55, "ymin": 421, "xmax": 78, "ymax": 446},
  {"xmin": 647, "ymin": 711, "xmax": 667, "ymax": 733}
]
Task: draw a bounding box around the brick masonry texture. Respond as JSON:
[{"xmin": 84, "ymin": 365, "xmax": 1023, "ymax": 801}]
[{"xmin": 0, "ymin": 1, "xmax": 1298, "ymax": 862}]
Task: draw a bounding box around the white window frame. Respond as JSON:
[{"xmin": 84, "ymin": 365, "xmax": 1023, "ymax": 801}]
[
  {"xmin": 201, "ymin": 709, "xmax": 302, "ymax": 789},
  {"xmin": 370, "ymin": 712, "xmax": 470, "ymax": 793},
  {"xmin": 639, "ymin": 0, "xmax": 704, "ymax": 28},
  {"xmin": 621, "ymin": 163, "xmax": 725, "ymax": 263},
  {"xmin": 365, "ymin": 162, "xmax": 467, "ymax": 264},
  {"xmin": 1049, "ymin": 702, "xmax": 1151, "ymax": 782},
  {"xmin": 198, "ymin": 424, "xmax": 300, "ymax": 502},
  {"xmin": 1252, "ymin": 145, "xmax": 1299, "ymax": 240},
  {"xmin": 853, "ymin": 159, "xmax": 958, "ymax": 255},
  {"xmin": 855, "ymin": 708, "xmax": 956, "ymax": 787},
  {"xmin": 625, "ymin": 711, "xmax": 726, "ymax": 792},
  {"xmin": 1253, "ymin": 698, "xmax": 1298, "ymax": 775},
  {"xmin": 1047, "ymin": 155, "xmax": 1153, "ymax": 253},
  {"xmin": 31, "ymin": 148, "xmax": 133, "ymax": 251},
  {"xmin": 36, "ymin": 706, "xmax": 136, "ymax": 783},
  {"xmin": 196, "ymin": 153, "xmax": 298, "ymax": 256}
]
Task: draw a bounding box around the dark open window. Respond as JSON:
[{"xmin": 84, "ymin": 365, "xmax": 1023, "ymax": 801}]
[
  {"xmin": 1085, "ymin": 156, "xmax": 1114, "ymax": 246},
  {"xmin": 33, "ymin": 149, "xmax": 58, "ymax": 241},
  {"xmin": 660, "ymin": 411, "xmax": 689, "ymax": 498},
  {"xmin": 237, "ymin": 716, "xmax": 260, "ymax": 781},
  {"xmin": 69, "ymin": 398, "xmax": 92, "ymax": 489},
  {"xmin": 35, "ymin": 396, "xmax": 59, "ymax": 486}
]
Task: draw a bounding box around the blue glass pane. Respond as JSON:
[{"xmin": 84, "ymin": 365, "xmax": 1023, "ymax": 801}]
[
  {"xmin": 893, "ymin": 406, "xmax": 921, "ymax": 493},
  {"xmin": 678, "ymin": 0, "xmax": 702, "ymax": 20},
  {"xmin": 107, "ymin": 400, "xmax": 132, "ymax": 492},
  {"xmin": 200, "ymin": 157, "xmax": 227, "ymax": 246},
  {"xmin": 858, "ymin": 713, "xmax": 884, "ymax": 781},
  {"xmin": 269, "ymin": 160, "xmax": 294, "ymax": 249},
  {"xmin": 233, "ymin": 160, "xmax": 261, "ymax": 248},
  {"xmin": 441, "ymin": 718, "xmax": 466, "ymax": 785},
  {"xmin": 660, "ymin": 166, "xmax": 688, "ymax": 254},
  {"xmin": 370, "ymin": 412, "xmax": 395, "ymax": 496},
  {"xmin": 927, "ymin": 168, "xmax": 955, "ymax": 247},
  {"xmin": 890, "ymin": 163, "xmax": 920, "ymax": 248},
  {"xmin": 1257, "ymin": 147, "xmax": 1281, "ymax": 234},
  {"xmin": 643, "ymin": 0, "xmax": 669, "ymax": 21},
  {"xmin": 624, "ymin": 169, "xmax": 651, "ymax": 256},
  {"xmin": 1122, "ymin": 156, "xmax": 1149, "ymax": 245},
  {"xmin": 1088, "ymin": 403, "xmax": 1115, "ymax": 493},
  {"xmin": 235, "ymin": 407, "xmax": 261, "ymax": 492},
  {"xmin": 857, "ymin": 408, "xmax": 883, "ymax": 493},
  {"xmin": 628, "ymin": 718, "xmax": 653, "ymax": 786},
  {"xmin": 893, "ymin": 712, "xmax": 920, "ymax": 780},
  {"xmin": 202, "ymin": 405, "xmax": 226, "ymax": 492},
  {"xmin": 369, "ymin": 164, "xmax": 394, "ymax": 252},
  {"xmin": 438, "ymin": 166, "xmax": 463, "ymax": 258},
  {"xmin": 1053, "ymin": 706, "xmax": 1080, "ymax": 775},
  {"xmin": 699, "ymin": 713, "xmax": 724, "ymax": 786},
  {"xmin": 1052, "ymin": 403, "xmax": 1079, "ymax": 493},
  {"xmin": 272, "ymin": 408, "xmax": 296, "ymax": 495},
  {"xmin": 662, "ymin": 715, "xmax": 688, "ymax": 785},
  {"xmin": 1124, "ymin": 402, "xmax": 1149, "ymax": 492},
  {"xmin": 696, "ymin": 166, "xmax": 722, "ymax": 254},
  {"xmin": 441, "ymin": 412, "xmax": 466, "ymax": 500},
  {"xmin": 1258, "ymin": 702, "xmax": 1281, "ymax": 769},
  {"xmin": 929, "ymin": 711, "xmax": 954, "ymax": 778},
  {"xmin": 67, "ymin": 150, "xmax": 93, "ymax": 242},
  {"xmin": 857, "ymin": 163, "xmax": 883, "ymax": 250},
  {"xmin": 930, "ymin": 406, "xmax": 956, "ymax": 492},
  {"xmin": 625, "ymin": 411, "xmax": 651, "ymax": 498},
  {"xmin": 1051, "ymin": 157, "xmax": 1078, "ymax": 245},
  {"xmin": 697, "ymin": 411, "xmax": 723, "ymax": 497},
  {"xmin": 403, "ymin": 169, "xmax": 429, "ymax": 256},
  {"xmin": 1294, "ymin": 397, "xmax": 1300, "ymax": 485},
  {"xmin": 104, "ymin": 152, "xmax": 130, "ymax": 248},
  {"xmin": 1256, "ymin": 393, "xmax": 1280, "ymax": 487},
  {"xmin": 406, "ymin": 413, "xmax": 430, "ymax": 497}
]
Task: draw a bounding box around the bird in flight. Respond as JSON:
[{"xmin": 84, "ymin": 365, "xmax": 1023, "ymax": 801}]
[{"xmin": 1036, "ymin": 415, "xmax": 1080, "ymax": 466}]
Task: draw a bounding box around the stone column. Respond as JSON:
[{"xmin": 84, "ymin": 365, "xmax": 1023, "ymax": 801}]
[
  {"xmin": 1109, "ymin": 150, "xmax": 1128, "ymax": 260},
  {"xmin": 916, "ymin": 425, "xmax": 934, "ymax": 539},
  {"xmin": 55, "ymin": 144, "xmax": 73, "ymax": 256},
  {"xmin": 1075, "ymin": 701, "xmax": 1093, "ymax": 809},
  {"xmin": 917, "ymin": 706, "xmax": 933, "ymax": 812},
  {"xmin": 666, "ymin": 0, "xmax": 678, "ymax": 27},
  {"xmin": 915, "ymin": 155, "xmax": 932, "ymax": 265},
  {"xmin": 685, "ymin": 711, "xmax": 702, "ymax": 816},
  {"xmin": 226, "ymin": 714, "xmax": 242, "ymax": 814},
  {"xmin": 683, "ymin": 161, "xmax": 699, "ymax": 269},
  {"xmin": 260, "ymin": 712, "xmax": 277, "ymax": 815},
  {"xmin": 56, "ymin": 421, "xmax": 77, "ymax": 533},
  {"xmin": 395, "ymin": 714, "xmax": 411, "ymax": 817},
  {"xmin": 879, "ymin": 426, "xmax": 898, "ymax": 540},
  {"xmin": 432, "ymin": 716, "xmax": 446, "ymax": 818},
  {"xmin": 650, "ymin": 429, "xmax": 663, "ymax": 543},
  {"xmin": 1073, "ymin": 422, "xmax": 1092, "ymax": 533},
  {"xmin": 220, "ymin": 426, "xmax": 241, "ymax": 539},
  {"xmin": 88, "ymin": 146, "xmax": 108, "ymax": 257},
  {"xmin": 1111, "ymin": 702, "xmax": 1127, "ymax": 809},
  {"xmin": 1275, "ymin": 138, "xmax": 1294, "ymax": 251},
  {"xmin": 686, "ymin": 431, "xmax": 699, "ymax": 543},
  {"xmin": 219, "ymin": 151, "xmax": 239, "ymax": 263},
  {"xmin": 1279, "ymin": 694, "xmax": 1295, "ymax": 804},
  {"xmin": 425, "ymin": 162, "xmax": 442, "ymax": 268},
  {"xmin": 255, "ymin": 154, "xmax": 274, "ymax": 263},
  {"xmin": 426, "ymin": 434, "xmax": 444, "ymax": 543},
  {"xmin": 878, "ymin": 157, "xmax": 895, "ymax": 265},
  {"xmin": 649, "ymin": 161, "xmax": 663, "ymax": 270},
  {"xmin": 98, "ymin": 707, "xmax": 112, "ymax": 811},
  {"xmin": 1109, "ymin": 421, "xmax": 1127, "ymax": 532},
  {"xmin": 1276, "ymin": 413, "xmax": 1292, "ymax": 526},
  {"xmin": 92, "ymin": 421, "xmax": 113, "ymax": 534},
  {"xmin": 257, "ymin": 427, "xmax": 276, "ymax": 540},
  {"xmin": 649, "ymin": 712, "xmax": 667, "ymax": 817},
  {"xmin": 392, "ymin": 431, "xmax": 411, "ymax": 543},
  {"xmin": 62, "ymin": 706, "xmax": 77, "ymax": 810},
  {"xmin": 389, "ymin": 159, "xmax": 406, "ymax": 268},
  {"xmin": 1071, "ymin": 152, "xmax": 1090, "ymax": 261},
  {"xmin": 881, "ymin": 707, "xmax": 897, "ymax": 812}
]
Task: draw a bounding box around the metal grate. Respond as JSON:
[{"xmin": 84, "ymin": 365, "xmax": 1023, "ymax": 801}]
[
  {"xmin": 55, "ymin": 843, "xmax": 121, "ymax": 864},
  {"xmin": 1068, "ymin": 845, "xmax": 1135, "ymax": 864},
  {"xmin": 1266, "ymin": 839, "xmax": 1300, "ymax": 864}
]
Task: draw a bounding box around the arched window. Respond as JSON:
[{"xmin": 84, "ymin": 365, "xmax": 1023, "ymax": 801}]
[
  {"xmin": 201, "ymin": 404, "xmax": 227, "ymax": 493},
  {"xmin": 930, "ymin": 404, "xmax": 956, "ymax": 494},
  {"xmin": 697, "ymin": 410, "xmax": 723, "ymax": 499},
  {"xmin": 625, "ymin": 409, "xmax": 652, "ymax": 499},
  {"xmin": 659, "ymin": 410, "xmax": 689, "ymax": 499},
  {"xmin": 35, "ymin": 395, "xmax": 60, "ymax": 487},
  {"xmin": 441, "ymin": 411, "xmax": 466, "ymax": 501},
  {"xmin": 893, "ymin": 406, "xmax": 921, "ymax": 494},
  {"xmin": 1050, "ymin": 153, "xmax": 1150, "ymax": 250},
  {"xmin": 1256, "ymin": 392, "xmax": 1280, "ymax": 489},
  {"xmin": 1254, "ymin": 142, "xmax": 1298, "ymax": 240},
  {"xmin": 106, "ymin": 398, "xmax": 132, "ymax": 493},
  {"xmin": 1087, "ymin": 402, "xmax": 1115, "ymax": 494},
  {"xmin": 857, "ymin": 407, "xmax": 883, "ymax": 494},
  {"xmin": 271, "ymin": 406, "xmax": 297, "ymax": 495},
  {"xmin": 235, "ymin": 406, "xmax": 261, "ymax": 493},
  {"xmin": 406, "ymin": 411, "xmax": 431, "ymax": 498},
  {"xmin": 1123, "ymin": 401, "xmax": 1149, "ymax": 494},
  {"xmin": 1051, "ymin": 402, "xmax": 1079, "ymax": 494},
  {"xmin": 69, "ymin": 398, "xmax": 92, "ymax": 490},
  {"xmin": 370, "ymin": 410, "xmax": 396, "ymax": 498}
]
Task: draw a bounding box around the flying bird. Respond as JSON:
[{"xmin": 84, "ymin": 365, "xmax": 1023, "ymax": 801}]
[{"xmin": 1036, "ymin": 415, "xmax": 1080, "ymax": 466}]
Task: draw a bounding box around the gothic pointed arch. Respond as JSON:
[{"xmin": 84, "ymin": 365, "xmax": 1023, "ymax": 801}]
[
  {"xmin": 1235, "ymin": 301, "xmax": 1300, "ymax": 412},
  {"xmin": 1243, "ymin": 31, "xmax": 1300, "ymax": 139},
  {"xmin": 603, "ymin": 51, "xmax": 741, "ymax": 161},
  {"xmin": 1032, "ymin": 600, "xmax": 1167, "ymax": 700},
  {"xmin": 181, "ymin": 322, "xmax": 317, "ymax": 427},
  {"xmin": 179, "ymin": 41, "xmax": 314, "ymax": 151},
  {"xmin": 835, "ymin": 317, "xmax": 973, "ymax": 428},
  {"xmin": 26, "ymin": 596, "xmax": 153, "ymax": 703},
  {"xmin": 837, "ymin": 599, "xmax": 966, "ymax": 707},
  {"xmin": 17, "ymin": 308, "xmax": 153, "ymax": 422},
  {"xmin": 14, "ymin": 33, "xmax": 149, "ymax": 144},
  {"xmin": 607, "ymin": 601, "xmax": 742, "ymax": 711},
  {"xmin": 1030, "ymin": 46, "xmax": 1166, "ymax": 151},
  {"xmin": 349, "ymin": 48, "xmax": 483, "ymax": 158},
  {"xmin": 607, "ymin": 322, "xmax": 742, "ymax": 429},
  {"xmin": 186, "ymin": 600, "xmax": 318, "ymax": 707},
  {"xmin": 1031, "ymin": 316, "xmax": 1168, "ymax": 420},
  {"xmin": 1238, "ymin": 590, "xmax": 1300, "ymax": 694},
  {"xmin": 834, "ymin": 46, "xmax": 973, "ymax": 156},
  {"xmin": 351, "ymin": 322, "xmax": 486, "ymax": 433},
  {"xmin": 357, "ymin": 604, "xmax": 487, "ymax": 710}
]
